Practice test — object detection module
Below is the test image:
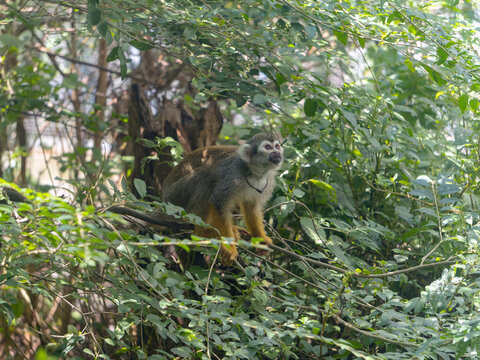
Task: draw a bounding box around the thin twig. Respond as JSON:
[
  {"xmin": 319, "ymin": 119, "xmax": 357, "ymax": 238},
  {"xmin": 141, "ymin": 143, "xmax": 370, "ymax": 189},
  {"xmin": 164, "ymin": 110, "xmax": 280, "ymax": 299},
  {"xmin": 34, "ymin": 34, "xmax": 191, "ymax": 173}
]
[
  {"xmin": 269, "ymin": 243, "xmax": 456, "ymax": 279},
  {"xmin": 32, "ymin": 45, "xmax": 156, "ymax": 84},
  {"xmin": 204, "ymin": 245, "xmax": 221, "ymax": 360},
  {"xmin": 421, "ymin": 181, "xmax": 445, "ymax": 265}
]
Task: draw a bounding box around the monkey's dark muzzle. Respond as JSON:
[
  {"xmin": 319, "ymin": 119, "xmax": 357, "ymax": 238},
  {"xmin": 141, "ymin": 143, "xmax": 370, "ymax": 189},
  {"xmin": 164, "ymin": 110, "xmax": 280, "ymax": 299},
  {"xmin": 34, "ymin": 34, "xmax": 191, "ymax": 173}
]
[{"xmin": 269, "ymin": 152, "xmax": 283, "ymax": 165}]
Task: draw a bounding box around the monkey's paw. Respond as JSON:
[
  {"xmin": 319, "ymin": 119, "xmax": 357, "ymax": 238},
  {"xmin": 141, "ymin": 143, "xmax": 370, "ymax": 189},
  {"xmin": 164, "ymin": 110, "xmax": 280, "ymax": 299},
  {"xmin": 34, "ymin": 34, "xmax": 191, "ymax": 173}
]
[
  {"xmin": 262, "ymin": 236, "xmax": 273, "ymax": 245},
  {"xmin": 233, "ymin": 225, "xmax": 250, "ymax": 240},
  {"xmin": 220, "ymin": 244, "xmax": 238, "ymax": 266},
  {"xmin": 256, "ymin": 236, "xmax": 273, "ymax": 256}
]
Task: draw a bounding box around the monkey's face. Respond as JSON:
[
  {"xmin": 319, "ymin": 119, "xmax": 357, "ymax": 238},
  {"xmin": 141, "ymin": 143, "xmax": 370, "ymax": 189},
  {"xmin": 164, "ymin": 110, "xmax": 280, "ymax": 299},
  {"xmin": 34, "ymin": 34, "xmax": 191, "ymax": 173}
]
[
  {"xmin": 245, "ymin": 139, "xmax": 283, "ymax": 177},
  {"xmin": 260, "ymin": 140, "xmax": 283, "ymax": 166},
  {"xmin": 237, "ymin": 132, "xmax": 284, "ymax": 175}
]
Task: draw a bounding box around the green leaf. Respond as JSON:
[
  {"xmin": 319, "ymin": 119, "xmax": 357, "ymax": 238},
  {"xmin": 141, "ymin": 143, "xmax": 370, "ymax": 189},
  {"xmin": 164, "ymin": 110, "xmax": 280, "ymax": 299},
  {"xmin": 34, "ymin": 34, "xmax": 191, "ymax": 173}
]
[
  {"xmin": 171, "ymin": 346, "xmax": 193, "ymax": 358},
  {"xmin": 394, "ymin": 205, "xmax": 413, "ymax": 225},
  {"xmin": 342, "ymin": 109, "xmax": 357, "ymax": 127},
  {"xmin": 358, "ymin": 37, "xmax": 365, "ymax": 48},
  {"xmin": 414, "ymin": 175, "xmax": 433, "ymax": 186},
  {"xmin": 245, "ymin": 266, "xmax": 259, "ymax": 278},
  {"xmin": 305, "ymin": 24, "xmax": 316, "ymax": 39},
  {"xmin": 458, "ymin": 94, "xmax": 468, "ymax": 114},
  {"xmin": 309, "ymin": 179, "xmax": 337, "ymax": 204},
  {"xmin": 0, "ymin": 34, "xmax": 23, "ymax": 48},
  {"xmin": 253, "ymin": 94, "xmax": 269, "ymax": 105},
  {"xmin": 183, "ymin": 27, "xmax": 196, "ymax": 40},
  {"xmin": 405, "ymin": 58, "xmax": 415, "ymax": 73},
  {"xmin": 300, "ymin": 217, "xmax": 326, "ymax": 244},
  {"xmin": 97, "ymin": 20, "xmax": 109, "ymax": 38},
  {"xmin": 130, "ymin": 39, "xmax": 154, "ymax": 51},
  {"xmin": 409, "ymin": 189, "xmax": 434, "ymax": 200},
  {"xmin": 146, "ymin": 313, "xmax": 163, "ymax": 328},
  {"xmin": 304, "ymin": 98, "xmax": 317, "ymax": 117},
  {"xmin": 83, "ymin": 348, "xmax": 95, "ymax": 356},
  {"xmin": 387, "ymin": 11, "xmax": 403, "ymax": 24},
  {"xmin": 134, "ymin": 178, "xmax": 147, "ymax": 199},
  {"xmin": 0, "ymin": 302, "xmax": 15, "ymax": 325},
  {"xmin": 234, "ymin": 95, "xmax": 246, "ymax": 107},
  {"xmin": 437, "ymin": 183, "xmax": 460, "ymax": 195},
  {"xmin": 292, "ymin": 188, "xmax": 305, "ymax": 198},
  {"xmin": 431, "ymin": 70, "xmax": 446, "ymax": 85},
  {"xmin": 121, "ymin": 176, "xmax": 129, "ymax": 192},
  {"xmin": 108, "ymin": 179, "xmax": 121, "ymax": 198},
  {"xmin": 420, "ymin": 63, "xmax": 445, "ymax": 85},
  {"xmin": 62, "ymin": 74, "xmax": 83, "ymax": 90},
  {"xmin": 470, "ymin": 98, "xmax": 479, "ymax": 112},
  {"xmin": 276, "ymin": 72, "xmax": 288, "ymax": 85},
  {"xmin": 436, "ymin": 47, "xmax": 448, "ymax": 65},
  {"xmin": 334, "ymin": 30, "xmax": 348, "ymax": 45},
  {"xmin": 106, "ymin": 47, "xmax": 119, "ymax": 62},
  {"xmin": 417, "ymin": 207, "xmax": 437, "ymax": 217},
  {"xmin": 120, "ymin": 61, "xmax": 127, "ymax": 80},
  {"xmin": 88, "ymin": 8, "xmax": 102, "ymax": 26},
  {"xmin": 408, "ymin": 24, "xmax": 417, "ymax": 35}
]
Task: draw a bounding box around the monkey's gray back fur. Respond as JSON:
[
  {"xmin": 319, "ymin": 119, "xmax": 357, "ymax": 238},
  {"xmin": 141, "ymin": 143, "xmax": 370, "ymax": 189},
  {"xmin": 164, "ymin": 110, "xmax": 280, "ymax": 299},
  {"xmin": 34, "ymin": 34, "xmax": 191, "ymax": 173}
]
[{"xmin": 162, "ymin": 141, "xmax": 279, "ymax": 218}]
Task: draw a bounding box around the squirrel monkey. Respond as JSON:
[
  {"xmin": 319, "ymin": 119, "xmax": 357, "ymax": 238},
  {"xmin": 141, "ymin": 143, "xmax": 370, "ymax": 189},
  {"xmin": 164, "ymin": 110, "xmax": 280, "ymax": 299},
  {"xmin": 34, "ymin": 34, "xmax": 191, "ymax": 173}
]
[{"xmin": 162, "ymin": 132, "xmax": 283, "ymax": 265}]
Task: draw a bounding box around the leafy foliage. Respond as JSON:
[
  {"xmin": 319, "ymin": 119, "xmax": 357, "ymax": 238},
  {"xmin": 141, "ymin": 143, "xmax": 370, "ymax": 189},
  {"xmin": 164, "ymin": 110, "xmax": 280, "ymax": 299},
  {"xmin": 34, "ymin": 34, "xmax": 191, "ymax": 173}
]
[{"xmin": 1, "ymin": 0, "xmax": 480, "ymax": 359}]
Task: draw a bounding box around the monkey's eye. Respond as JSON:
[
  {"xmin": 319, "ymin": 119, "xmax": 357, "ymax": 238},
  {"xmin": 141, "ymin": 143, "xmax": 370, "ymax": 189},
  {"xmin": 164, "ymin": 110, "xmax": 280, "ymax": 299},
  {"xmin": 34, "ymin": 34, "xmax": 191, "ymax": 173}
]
[
  {"xmin": 275, "ymin": 144, "xmax": 281, "ymax": 150},
  {"xmin": 264, "ymin": 144, "xmax": 272, "ymax": 150}
]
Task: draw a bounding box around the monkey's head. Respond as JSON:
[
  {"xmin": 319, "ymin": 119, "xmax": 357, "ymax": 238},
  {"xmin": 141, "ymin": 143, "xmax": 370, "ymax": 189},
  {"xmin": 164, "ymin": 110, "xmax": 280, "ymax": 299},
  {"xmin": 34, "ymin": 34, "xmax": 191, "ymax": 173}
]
[{"xmin": 237, "ymin": 132, "xmax": 283, "ymax": 176}]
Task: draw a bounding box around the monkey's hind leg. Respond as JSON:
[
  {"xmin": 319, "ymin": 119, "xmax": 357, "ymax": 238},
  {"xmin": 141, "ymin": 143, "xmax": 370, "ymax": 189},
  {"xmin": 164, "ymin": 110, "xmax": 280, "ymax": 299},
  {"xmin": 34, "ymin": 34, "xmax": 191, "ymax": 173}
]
[
  {"xmin": 241, "ymin": 201, "xmax": 273, "ymax": 246},
  {"xmin": 196, "ymin": 203, "xmax": 238, "ymax": 266}
]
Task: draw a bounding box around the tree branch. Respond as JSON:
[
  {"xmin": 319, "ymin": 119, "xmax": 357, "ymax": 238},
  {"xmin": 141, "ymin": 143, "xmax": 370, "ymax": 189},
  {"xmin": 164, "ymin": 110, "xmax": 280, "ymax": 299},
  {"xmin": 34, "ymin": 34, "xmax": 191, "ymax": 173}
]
[{"xmin": 268, "ymin": 243, "xmax": 456, "ymax": 279}]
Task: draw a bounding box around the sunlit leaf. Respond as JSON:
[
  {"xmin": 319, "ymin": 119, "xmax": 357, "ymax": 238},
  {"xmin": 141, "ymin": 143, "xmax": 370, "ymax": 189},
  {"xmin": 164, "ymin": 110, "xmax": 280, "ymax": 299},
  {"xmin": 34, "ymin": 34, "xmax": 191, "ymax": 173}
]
[
  {"xmin": 470, "ymin": 98, "xmax": 479, "ymax": 112},
  {"xmin": 334, "ymin": 30, "xmax": 348, "ymax": 45},
  {"xmin": 458, "ymin": 94, "xmax": 468, "ymax": 114},
  {"xmin": 134, "ymin": 178, "xmax": 147, "ymax": 198},
  {"xmin": 436, "ymin": 47, "xmax": 449, "ymax": 65},
  {"xmin": 405, "ymin": 58, "xmax": 415, "ymax": 73}
]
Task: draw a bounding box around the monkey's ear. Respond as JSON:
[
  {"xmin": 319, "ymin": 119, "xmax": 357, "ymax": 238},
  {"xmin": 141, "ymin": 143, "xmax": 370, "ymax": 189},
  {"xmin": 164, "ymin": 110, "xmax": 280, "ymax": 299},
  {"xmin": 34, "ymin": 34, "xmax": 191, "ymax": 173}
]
[{"xmin": 238, "ymin": 143, "xmax": 252, "ymax": 162}]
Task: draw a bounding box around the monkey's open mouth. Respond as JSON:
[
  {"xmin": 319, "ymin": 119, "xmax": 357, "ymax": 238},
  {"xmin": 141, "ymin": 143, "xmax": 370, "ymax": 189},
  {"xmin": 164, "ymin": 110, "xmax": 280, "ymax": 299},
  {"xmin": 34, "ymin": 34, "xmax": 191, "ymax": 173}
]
[{"xmin": 269, "ymin": 153, "xmax": 283, "ymax": 165}]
